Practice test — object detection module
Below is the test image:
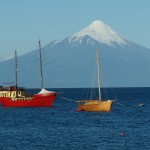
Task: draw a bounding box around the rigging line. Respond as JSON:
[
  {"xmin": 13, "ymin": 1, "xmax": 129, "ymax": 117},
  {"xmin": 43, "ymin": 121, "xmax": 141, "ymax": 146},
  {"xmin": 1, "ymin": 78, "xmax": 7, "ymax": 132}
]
[
  {"xmin": 97, "ymin": 52, "xmax": 116, "ymax": 100},
  {"xmin": 99, "ymin": 61, "xmax": 108, "ymax": 99},
  {"xmin": 57, "ymin": 95, "xmax": 75, "ymax": 102},
  {"xmin": 97, "ymin": 60, "xmax": 109, "ymax": 100},
  {"xmin": 89, "ymin": 51, "xmax": 95, "ymax": 100},
  {"xmin": 110, "ymin": 87, "xmax": 117, "ymax": 100},
  {"xmin": 90, "ymin": 60, "xmax": 97, "ymax": 100}
]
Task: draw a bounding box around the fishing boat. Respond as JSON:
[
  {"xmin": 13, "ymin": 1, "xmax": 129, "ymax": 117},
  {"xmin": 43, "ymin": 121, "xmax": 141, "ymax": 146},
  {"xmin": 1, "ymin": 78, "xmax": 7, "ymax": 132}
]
[
  {"xmin": 75, "ymin": 49, "xmax": 113, "ymax": 112},
  {"xmin": 0, "ymin": 41, "xmax": 56, "ymax": 107}
]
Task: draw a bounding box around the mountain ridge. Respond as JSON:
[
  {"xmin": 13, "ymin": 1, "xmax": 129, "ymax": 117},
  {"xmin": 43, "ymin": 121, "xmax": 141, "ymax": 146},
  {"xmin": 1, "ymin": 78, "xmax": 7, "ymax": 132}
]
[{"xmin": 1, "ymin": 20, "xmax": 150, "ymax": 88}]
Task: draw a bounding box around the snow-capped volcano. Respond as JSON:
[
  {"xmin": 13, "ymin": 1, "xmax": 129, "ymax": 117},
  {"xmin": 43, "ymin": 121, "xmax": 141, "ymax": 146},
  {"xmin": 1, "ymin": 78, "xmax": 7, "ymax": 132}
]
[
  {"xmin": 1, "ymin": 20, "xmax": 150, "ymax": 88},
  {"xmin": 68, "ymin": 20, "xmax": 127, "ymax": 46}
]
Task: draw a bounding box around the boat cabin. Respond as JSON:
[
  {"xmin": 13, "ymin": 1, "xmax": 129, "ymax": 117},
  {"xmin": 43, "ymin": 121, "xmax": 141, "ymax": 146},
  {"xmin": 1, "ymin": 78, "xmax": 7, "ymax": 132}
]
[{"xmin": 0, "ymin": 86, "xmax": 26, "ymax": 98}]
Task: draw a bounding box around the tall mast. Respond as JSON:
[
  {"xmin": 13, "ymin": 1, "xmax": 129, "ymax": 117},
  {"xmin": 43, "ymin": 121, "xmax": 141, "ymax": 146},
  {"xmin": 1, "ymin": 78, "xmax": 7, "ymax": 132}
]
[
  {"xmin": 96, "ymin": 49, "xmax": 101, "ymax": 100},
  {"xmin": 15, "ymin": 50, "xmax": 18, "ymax": 97},
  {"xmin": 39, "ymin": 40, "xmax": 43, "ymax": 89}
]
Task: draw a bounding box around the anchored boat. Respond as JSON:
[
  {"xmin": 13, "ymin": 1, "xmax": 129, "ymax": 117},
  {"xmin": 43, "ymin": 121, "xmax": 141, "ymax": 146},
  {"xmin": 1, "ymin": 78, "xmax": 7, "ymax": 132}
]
[
  {"xmin": 75, "ymin": 49, "xmax": 113, "ymax": 112},
  {"xmin": 0, "ymin": 41, "xmax": 56, "ymax": 107}
]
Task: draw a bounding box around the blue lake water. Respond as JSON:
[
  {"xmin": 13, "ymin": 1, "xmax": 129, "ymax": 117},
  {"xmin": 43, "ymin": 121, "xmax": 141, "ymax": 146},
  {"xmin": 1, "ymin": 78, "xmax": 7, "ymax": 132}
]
[{"xmin": 0, "ymin": 88, "xmax": 150, "ymax": 150}]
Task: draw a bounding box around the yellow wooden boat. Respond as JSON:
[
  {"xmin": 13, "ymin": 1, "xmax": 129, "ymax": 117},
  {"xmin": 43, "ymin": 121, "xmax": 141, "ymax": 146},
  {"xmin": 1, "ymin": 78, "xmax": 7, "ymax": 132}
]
[
  {"xmin": 75, "ymin": 49, "xmax": 113, "ymax": 112},
  {"xmin": 76, "ymin": 100, "xmax": 113, "ymax": 112}
]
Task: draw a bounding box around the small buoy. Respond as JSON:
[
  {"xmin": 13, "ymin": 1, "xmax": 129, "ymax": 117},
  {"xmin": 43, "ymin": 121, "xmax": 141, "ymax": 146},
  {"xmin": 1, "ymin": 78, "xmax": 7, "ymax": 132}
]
[
  {"xmin": 138, "ymin": 103, "xmax": 144, "ymax": 107},
  {"xmin": 75, "ymin": 108, "xmax": 84, "ymax": 112},
  {"xmin": 120, "ymin": 132, "xmax": 125, "ymax": 136}
]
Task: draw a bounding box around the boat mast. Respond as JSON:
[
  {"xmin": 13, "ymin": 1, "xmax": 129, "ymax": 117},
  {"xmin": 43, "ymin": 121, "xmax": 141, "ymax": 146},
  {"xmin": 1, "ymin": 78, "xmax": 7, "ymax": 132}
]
[
  {"xmin": 39, "ymin": 40, "xmax": 43, "ymax": 89},
  {"xmin": 96, "ymin": 49, "xmax": 101, "ymax": 100},
  {"xmin": 15, "ymin": 50, "xmax": 18, "ymax": 97}
]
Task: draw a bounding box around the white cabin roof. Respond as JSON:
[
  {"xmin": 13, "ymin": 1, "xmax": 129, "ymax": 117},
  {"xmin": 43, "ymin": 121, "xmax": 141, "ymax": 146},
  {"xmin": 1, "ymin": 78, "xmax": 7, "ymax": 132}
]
[{"xmin": 38, "ymin": 88, "xmax": 55, "ymax": 94}]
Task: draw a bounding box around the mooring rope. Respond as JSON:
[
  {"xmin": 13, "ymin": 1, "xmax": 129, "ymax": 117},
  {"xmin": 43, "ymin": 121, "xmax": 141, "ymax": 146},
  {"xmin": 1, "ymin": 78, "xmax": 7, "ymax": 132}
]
[
  {"xmin": 114, "ymin": 100, "xmax": 142, "ymax": 111},
  {"xmin": 114, "ymin": 101, "xmax": 128, "ymax": 107},
  {"xmin": 57, "ymin": 95, "xmax": 75, "ymax": 102}
]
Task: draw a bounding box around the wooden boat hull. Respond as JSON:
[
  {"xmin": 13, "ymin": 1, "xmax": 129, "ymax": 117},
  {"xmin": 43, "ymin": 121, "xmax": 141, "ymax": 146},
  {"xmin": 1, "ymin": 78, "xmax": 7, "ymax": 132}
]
[
  {"xmin": 0, "ymin": 92, "xmax": 56, "ymax": 107},
  {"xmin": 77, "ymin": 100, "xmax": 113, "ymax": 112}
]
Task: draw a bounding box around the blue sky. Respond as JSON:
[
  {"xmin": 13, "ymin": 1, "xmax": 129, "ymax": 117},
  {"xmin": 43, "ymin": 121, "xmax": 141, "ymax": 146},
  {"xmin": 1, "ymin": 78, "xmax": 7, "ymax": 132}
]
[{"xmin": 0, "ymin": 0, "xmax": 150, "ymax": 60}]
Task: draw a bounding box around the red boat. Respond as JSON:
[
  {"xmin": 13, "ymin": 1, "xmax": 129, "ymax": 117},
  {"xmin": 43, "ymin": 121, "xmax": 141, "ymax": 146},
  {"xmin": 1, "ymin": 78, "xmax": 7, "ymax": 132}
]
[
  {"xmin": 0, "ymin": 40, "xmax": 56, "ymax": 107},
  {"xmin": 0, "ymin": 86, "xmax": 56, "ymax": 107}
]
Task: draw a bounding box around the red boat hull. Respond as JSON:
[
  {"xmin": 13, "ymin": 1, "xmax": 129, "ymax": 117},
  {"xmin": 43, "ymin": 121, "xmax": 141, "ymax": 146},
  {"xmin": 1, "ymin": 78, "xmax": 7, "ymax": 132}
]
[{"xmin": 0, "ymin": 92, "xmax": 56, "ymax": 107}]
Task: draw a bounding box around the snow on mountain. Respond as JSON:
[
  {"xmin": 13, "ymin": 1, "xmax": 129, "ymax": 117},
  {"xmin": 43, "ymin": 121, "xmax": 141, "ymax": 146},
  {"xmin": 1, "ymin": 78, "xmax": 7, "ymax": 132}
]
[{"xmin": 68, "ymin": 20, "xmax": 128, "ymax": 46}]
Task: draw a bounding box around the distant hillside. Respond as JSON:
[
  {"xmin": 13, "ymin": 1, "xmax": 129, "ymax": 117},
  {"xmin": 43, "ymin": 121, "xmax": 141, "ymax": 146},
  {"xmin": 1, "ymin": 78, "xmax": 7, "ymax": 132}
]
[{"xmin": 1, "ymin": 20, "xmax": 150, "ymax": 88}]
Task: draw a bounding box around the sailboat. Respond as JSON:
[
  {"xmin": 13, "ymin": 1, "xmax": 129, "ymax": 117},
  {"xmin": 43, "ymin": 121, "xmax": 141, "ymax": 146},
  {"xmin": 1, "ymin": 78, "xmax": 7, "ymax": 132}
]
[
  {"xmin": 0, "ymin": 40, "xmax": 56, "ymax": 107},
  {"xmin": 75, "ymin": 49, "xmax": 113, "ymax": 112}
]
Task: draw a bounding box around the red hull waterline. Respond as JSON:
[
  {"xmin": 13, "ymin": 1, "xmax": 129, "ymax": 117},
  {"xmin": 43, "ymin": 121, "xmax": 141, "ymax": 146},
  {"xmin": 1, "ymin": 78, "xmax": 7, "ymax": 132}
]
[{"xmin": 0, "ymin": 92, "xmax": 56, "ymax": 107}]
